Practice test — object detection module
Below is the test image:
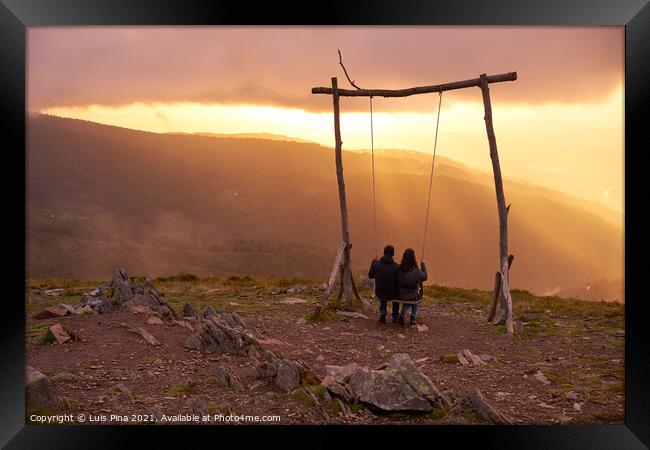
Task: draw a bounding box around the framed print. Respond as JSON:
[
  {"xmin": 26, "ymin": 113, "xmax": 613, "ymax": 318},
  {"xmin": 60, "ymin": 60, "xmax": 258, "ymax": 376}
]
[{"xmin": 1, "ymin": 0, "xmax": 648, "ymax": 448}]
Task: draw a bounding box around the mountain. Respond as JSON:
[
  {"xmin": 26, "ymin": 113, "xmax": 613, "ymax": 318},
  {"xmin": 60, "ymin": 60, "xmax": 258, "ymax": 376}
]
[
  {"xmin": 169, "ymin": 131, "xmax": 316, "ymax": 145},
  {"xmin": 26, "ymin": 114, "xmax": 624, "ymax": 301}
]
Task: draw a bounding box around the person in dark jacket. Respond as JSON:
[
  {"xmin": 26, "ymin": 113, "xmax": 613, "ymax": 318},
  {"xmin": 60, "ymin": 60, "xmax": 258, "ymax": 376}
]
[
  {"xmin": 397, "ymin": 248, "xmax": 427, "ymax": 325},
  {"xmin": 368, "ymin": 244, "xmax": 400, "ymax": 323}
]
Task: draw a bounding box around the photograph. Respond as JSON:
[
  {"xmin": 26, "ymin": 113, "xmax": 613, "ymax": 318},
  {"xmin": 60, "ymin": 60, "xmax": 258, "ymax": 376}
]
[{"xmin": 22, "ymin": 25, "xmax": 629, "ymax": 428}]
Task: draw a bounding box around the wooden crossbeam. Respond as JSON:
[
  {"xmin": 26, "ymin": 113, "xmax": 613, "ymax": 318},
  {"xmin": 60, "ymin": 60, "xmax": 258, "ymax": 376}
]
[{"xmin": 312, "ymin": 72, "xmax": 516, "ymax": 97}]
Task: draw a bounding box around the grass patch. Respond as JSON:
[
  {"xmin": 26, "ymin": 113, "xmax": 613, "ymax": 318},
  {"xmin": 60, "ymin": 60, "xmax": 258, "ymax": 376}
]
[
  {"xmin": 222, "ymin": 275, "xmax": 255, "ymax": 287},
  {"xmin": 423, "ymin": 283, "xmax": 623, "ymax": 321},
  {"xmin": 441, "ymin": 354, "xmax": 459, "ymax": 364},
  {"xmin": 427, "ymin": 407, "xmax": 447, "ymax": 420},
  {"xmin": 306, "ymin": 310, "xmax": 337, "ymax": 323},
  {"xmin": 34, "ymin": 329, "xmax": 56, "ymax": 345},
  {"xmin": 166, "ymin": 382, "xmax": 199, "ymax": 397},
  {"xmin": 291, "ymin": 388, "xmax": 317, "ymax": 408},
  {"xmin": 155, "ymin": 273, "xmax": 199, "ymax": 283},
  {"xmin": 490, "ymin": 324, "xmax": 507, "ymax": 335},
  {"xmin": 26, "ymin": 278, "xmax": 97, "ymax": 290}
]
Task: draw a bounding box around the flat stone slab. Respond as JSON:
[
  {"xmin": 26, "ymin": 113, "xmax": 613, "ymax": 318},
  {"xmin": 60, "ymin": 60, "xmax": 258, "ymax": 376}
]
[
  {"xmin": 49, "ymin": 324, "xmax": 71, "ymax": 344},
  {"xmin": 33, "ymin": 306, "xmax": 69, "ymax": 320}
]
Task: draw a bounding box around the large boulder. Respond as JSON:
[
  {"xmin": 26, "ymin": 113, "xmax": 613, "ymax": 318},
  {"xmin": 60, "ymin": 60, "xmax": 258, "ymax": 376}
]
[
  {"xmin": 322, "ymin": 354, "xmax": 450, "ymax": 413},
  {"xmin": 26, "ymin": 366, "xmax": 67, "ymax": 413},
  {"xmin": 80, "ymin": 269, "xmax": 176, "ymax": 320}
]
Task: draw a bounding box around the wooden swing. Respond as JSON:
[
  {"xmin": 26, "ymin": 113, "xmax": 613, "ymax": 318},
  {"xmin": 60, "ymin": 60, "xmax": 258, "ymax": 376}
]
[
  {"xmin": 366, "ymin": 90, "xmax": 444, "ymax": 307},
  {"xmin": 312, "ymin": 51, "xmax": 518, "ymax": 334}
]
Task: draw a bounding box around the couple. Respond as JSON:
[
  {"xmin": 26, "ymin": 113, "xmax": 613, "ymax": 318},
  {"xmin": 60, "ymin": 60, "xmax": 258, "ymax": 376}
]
[{"xmin": 368, "ymin": 244, "xmax": 428, "ymax": 326}]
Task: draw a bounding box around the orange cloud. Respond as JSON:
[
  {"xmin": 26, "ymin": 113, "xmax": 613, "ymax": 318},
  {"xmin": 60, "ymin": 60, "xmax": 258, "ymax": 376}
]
[{"xmin": 27, "ymin": 26, "xmax": 623, "ymax": 113}]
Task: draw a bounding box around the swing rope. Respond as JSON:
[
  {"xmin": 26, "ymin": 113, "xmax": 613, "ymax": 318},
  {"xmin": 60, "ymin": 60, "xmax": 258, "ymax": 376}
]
[
  {"xmin": 421, "ymin": 91, "xmax": 443, "ymax": 261},
  {"xmin": 369, "ymin": 96, "xmax": 378, "ymax": 258}
]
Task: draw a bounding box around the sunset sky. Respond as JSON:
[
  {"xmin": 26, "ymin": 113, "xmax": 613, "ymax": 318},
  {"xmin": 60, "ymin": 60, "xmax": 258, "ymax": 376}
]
[{"xmin": 27, "ymin": 27, "xmax": 624, "ymax": 214}]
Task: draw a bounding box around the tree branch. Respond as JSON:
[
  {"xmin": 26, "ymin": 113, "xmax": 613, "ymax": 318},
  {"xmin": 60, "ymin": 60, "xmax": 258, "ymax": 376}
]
[{"xmin": 338, "ymin": 49, "xmax": 363, "ymax": 90}]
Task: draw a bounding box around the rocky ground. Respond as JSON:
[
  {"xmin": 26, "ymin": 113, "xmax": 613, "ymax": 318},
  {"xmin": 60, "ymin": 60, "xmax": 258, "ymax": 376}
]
[{"xmin": 25, "ymin": 273, "xmax": 625, "ymax": 425}]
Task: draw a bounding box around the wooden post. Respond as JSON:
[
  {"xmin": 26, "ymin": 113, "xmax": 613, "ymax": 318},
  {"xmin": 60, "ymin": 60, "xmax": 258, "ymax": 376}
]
[
  {"xmin": 488, "ymin": 254, "xmax": 513, "ymax": 323},
  {"xmin": 332, "ymin": 77, "xmax": 355, "ymax": 311},
  {"xmin": 314, "ymin": 242, "xmax": 345, "ymax": 315},
  {"xmin": 479, "ymin": 74, "xmax": 514, "ymax": 334}
]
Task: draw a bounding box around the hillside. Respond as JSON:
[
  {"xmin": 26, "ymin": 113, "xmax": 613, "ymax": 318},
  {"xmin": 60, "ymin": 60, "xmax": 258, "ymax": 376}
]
[{"xmin": 26, "ymin": 114, "xmax": 623, "ymax": 301}]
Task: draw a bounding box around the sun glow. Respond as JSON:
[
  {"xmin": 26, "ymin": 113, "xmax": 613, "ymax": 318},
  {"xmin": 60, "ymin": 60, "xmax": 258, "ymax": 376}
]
[{"xmin": 41, "ymin": 85, "xmax": 623, "ymax": 213}]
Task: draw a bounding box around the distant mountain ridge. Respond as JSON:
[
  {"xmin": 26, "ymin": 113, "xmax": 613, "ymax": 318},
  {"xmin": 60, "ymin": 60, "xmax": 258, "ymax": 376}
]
[{"xmin": 27, "ymin": 114, "xmax": 623, "ymax": 302}]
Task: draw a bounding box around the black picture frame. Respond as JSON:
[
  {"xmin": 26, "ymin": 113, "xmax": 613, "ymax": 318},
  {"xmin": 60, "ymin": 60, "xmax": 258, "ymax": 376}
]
[{"xmin": 2, "ymin": 0, "xmax": 648, "ymax": 448}]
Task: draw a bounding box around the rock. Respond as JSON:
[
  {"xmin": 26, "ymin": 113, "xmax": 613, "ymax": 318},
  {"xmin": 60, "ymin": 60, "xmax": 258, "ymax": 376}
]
[
  {"xmin": 81, "ymin": 269, "xmax": 176, "ymax": 320},
  {"xmin": 479, "ymin": 354, "xmax": 494, "ymax": 362},
  {"xmin": 397, "ymin": 334, "xmax": 405, "ymax": 339},
  {"xmin": 26, "ymin": 366, "xmax": 66, "ymax": 413},
  {"xmin": 32, "ymin": 306, "xmax": 69, "ymax": 320},
  {"xmin": 457, "ymin": 353, "xmax": 470, "ymax": 366},
  {"xmin": 559, "ymin": 413, "xmax": 572, "ymax": 424},
  {"xmin": 514, "ymin": 320, "xmax": 524, "ymax": 335},
  {"xmin": 58, "ymin": 303, "xmax": 78, "ymax": 315},
  {"xmin": 323, "ymin": 354, "xmax": 450, "ymax": 413},
  {"xmin": 368, "ymin": 330, "xmax": 386, "ymax": 340},
  {"xmin": 255, "ymin": 350, "xmax": 319, "ymax": 392},
  {"xmin": 573, "ymin": 402, "xmax": 582, "ymax": 412},
  {"xmin": 245, "ymin": 345, "xmax": 260, "ymax": 360},
  {"xmin": 128, "ymin": 304, "xmax": 156, "ymax": 315},
  {"xmin": 295, "ymin": 317, "xmax": 307, "ymax": 326},
  {"xmin": 316, "ymin": 354, "xmax": 325, "ymax": 362},
  {"xmin": 44, "ymin": 288, "xmax": 65, "ymax": 297},
  {"xmin": 127, "ymin": 327, "xmax": 160, "ymax": 346},
  {"xmin": 183, "ymin": 303, "xmax": 197, "ymax": 318},
  {"xmin": 276, "ymin": 360, "xmax": 302, "ymax": 391},
  {"xmin": 533, "ymin": 370, "xmax": 551, "ymax": 385},
  {"xmin": 184, "ymin": 320, "xmax": 246, "ymax": 354},
  {"xmin": 565, "ymin": 391, "xmax": 578, "ymax": 400},
  {"xmin": 522, "ymin": 312, "xmax": 544, "ymax": 322},
  {"xmin": 202, "ymin": 305, "xmax": 216, "ymax": 318},
  {"xmin": 173, "ymin": 319, "xmax": 195, "ymax": 331},
  {"xmin": 287, "ymin": 285, "xmax": 306, "ymax": 294},
  {"xmin": 214, "ymin": 367, "xmax": 245, "ymax": 391},
  {"xmin": 336, "ymin": 310, "xmax": 369, "ymax": 319},
  {"xmin": 467, "ymin": 387, "xmax": 512, "ymax": 424},
  {"xmin": 325, "ymin": 363, "xmax": 361, "ymax": 384},
  {"xmin": 321, "ymin": 376, "xmax": 354, "ymax": 403},
  {"xmin": 416, "ymin": 324, "xmax": 429, "ymax": 333},
  {"xmin": 76, "ymin": 305, "xmax": 94, "ymax": 315},
  {"xmin": 615, "ymin": 330, "xmax": 625, "ymax": 337},
  {"xmin": 49, "ymin": 324, "xmax": 71, "ymax": 344},
  {"xmin": 281, "ymin": 297, "xmax": 308, "ymax": 304},
  {"xmin": 461, "ymin": 349, "xmax": 486, "ymax": 366},
  {"xmin": 147, "ymin": 316, "xmax": 164, "ymax": 325}
]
